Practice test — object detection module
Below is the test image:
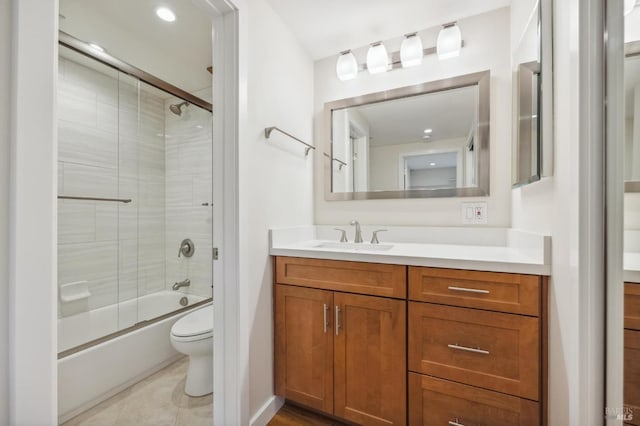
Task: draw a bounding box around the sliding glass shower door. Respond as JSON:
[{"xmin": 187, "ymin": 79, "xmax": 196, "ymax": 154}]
[{"xmin": 57, "ymin": 44, "xmax": 213, "ymax": 354}]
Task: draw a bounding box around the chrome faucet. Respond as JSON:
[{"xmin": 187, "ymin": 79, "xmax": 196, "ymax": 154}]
[
  {"xmin": 350, "ymin": 220, "xmax": 363, "ymax": 243},
  {"xmin": 172, "ymin": 278, "xmax": 191, "ymax": 291}
]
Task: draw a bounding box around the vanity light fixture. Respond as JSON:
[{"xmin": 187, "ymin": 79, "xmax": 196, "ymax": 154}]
[
  {"xmin": 625, "ymin": 0, "xmax": 637, "ymax": 16},
  {"xmin": 336, "ymin": 50, "xmax": 358, "ymax": 81},
  {"xmin": 366, "ymin": 42, "xmax": 389, "ymax": 74},
  {"xmin": 400, "ymin": 33, "xmax": 423, "ymax": 68},
  {"xmin": 437, "ymin": 22, "xmax": 462, "ymax": 60},
  {"xmin": 335, "ymin": 24, "xmax": 464, "ymax": 81},
  {"xmin": 156, "ymin": 6, "xmax": 176, "ymax": 22}
]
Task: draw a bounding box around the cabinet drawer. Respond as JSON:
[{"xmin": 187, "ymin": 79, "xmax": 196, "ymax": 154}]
[
  {"xmin": 626, "ymin": 283, "xmax": 640, "ymax": 331},
  {"xmin": 276, "ymin": 256, "xmax": 406, "ymax": 298},
  {"xmin": 625, "ymin": 329, "xmax": 640, "ymax": 426},
  {"xmin": 409, "ymin": 302, "xmax": 539, "ymax": 400},
  {"xmin": 409, "ymin": 373, "xmax": 540, "ymax": 426},
  {"xmin": 409, "ymin": 267, "xmax": 540, "ymax": 316}
]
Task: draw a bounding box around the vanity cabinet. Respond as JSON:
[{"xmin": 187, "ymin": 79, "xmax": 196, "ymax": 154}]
[
  {"xmin": 408, "ymin": 267, "xmax": 546, "ymax": 425},
  {"xmin": 274, "ymin": 257, "xmax": 407, "ymax": 425},
  {"xmin": 273, "ymin": 257, "xmax": 547, "ymax": 425},
  {"xmin": 625, "ymin": 283, "xmax": 640, "ymax": 425}
]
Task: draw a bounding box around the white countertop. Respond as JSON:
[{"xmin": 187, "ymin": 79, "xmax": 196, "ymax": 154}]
[{"xmin": 269, "ymin": 226, "xmax": 551, "ymax": 276}]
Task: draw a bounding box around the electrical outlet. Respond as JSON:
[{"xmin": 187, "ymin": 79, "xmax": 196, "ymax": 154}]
[{"xmin": 461, "ymin": 202, "xmax": 488, "ymax": 224}]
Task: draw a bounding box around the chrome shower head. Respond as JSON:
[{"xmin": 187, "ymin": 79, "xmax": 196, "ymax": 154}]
[{"xmin": 169, "ymin": 101, "xmax": 189, "ymax": 116}]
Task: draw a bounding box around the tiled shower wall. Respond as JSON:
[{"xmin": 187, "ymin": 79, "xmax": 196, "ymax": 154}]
[
  {"xmin": 57, "ymin": 57, "xmax": 166, "ymax": 317},
  {"xmin": 164, "ymin": 96, "xmax": 212, "ymax": 298}
]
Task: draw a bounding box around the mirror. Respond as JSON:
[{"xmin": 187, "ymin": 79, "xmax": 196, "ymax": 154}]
[
  {"xmin": 625, "ymin": 41, "xmax": 640, "ymax": 192},
  {"xmin": 512, "ymin": 0, "xmax": 553, "ymax": 187},
  {"xmin": 324, "ymin": 70, "xmax": 490, "ymax": 201}
]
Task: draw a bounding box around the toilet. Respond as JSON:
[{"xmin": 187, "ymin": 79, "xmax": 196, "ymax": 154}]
[{"xmin": 170, "ymin": 304, "xmax": 213, "ymax": 396}]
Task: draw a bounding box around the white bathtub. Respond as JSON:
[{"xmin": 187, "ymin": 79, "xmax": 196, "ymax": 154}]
[{"xmin": 58, "ymin": 291, "xmax": 210, "ymax": 423}]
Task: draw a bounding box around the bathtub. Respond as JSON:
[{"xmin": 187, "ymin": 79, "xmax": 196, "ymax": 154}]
[{"xmin": 58, "ymin": 290, "xmax": 211, "ymax": 423}]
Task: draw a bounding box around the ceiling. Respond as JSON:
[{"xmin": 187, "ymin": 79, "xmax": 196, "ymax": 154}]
[
  {"xmin": 353, "ymin": 85, "xmax": 477, "ymax": 147},
  {"xmin": 59, "ymin": 0, "xmax": 212, "ymax": 95},
  {"xmin": 265, "ymin": 0, "xmax": 511, "ymax": 60}
]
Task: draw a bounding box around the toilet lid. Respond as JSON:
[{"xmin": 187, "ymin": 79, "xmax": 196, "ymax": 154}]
[{"xmin": 171, "ymin": 305, "xmax": 213, "ymax": 338}]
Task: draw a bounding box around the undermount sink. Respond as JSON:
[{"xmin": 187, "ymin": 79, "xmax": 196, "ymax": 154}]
[{"xmin": 313, "ymin": 242, "xmax": 394, "ymax": 251}]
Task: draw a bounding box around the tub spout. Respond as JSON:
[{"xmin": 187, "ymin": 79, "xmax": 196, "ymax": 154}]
[{"xmin": 172, "ymin": 279, "xmax": 191, "ymax": 291}]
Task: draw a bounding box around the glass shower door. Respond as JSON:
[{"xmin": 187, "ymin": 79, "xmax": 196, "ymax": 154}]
[{"xmin": 57, "ymin": 46, "xmax": 123, "ymax": 351}]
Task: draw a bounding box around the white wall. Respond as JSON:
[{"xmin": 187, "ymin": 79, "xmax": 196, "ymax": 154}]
[
  {"xmin": 241, "ymin": 0, "xmax": 315, "ymax": 420},
  {"xmin": 314, "ymin": 7, "xmax": 511, "ymax": 227},
  {"xmin": 510, "ymin": 0, "xmax": 603, "ymax": 424},
  {"xmin": 0, "ymin": 0, "xmax": 10, "ymax": 422}
]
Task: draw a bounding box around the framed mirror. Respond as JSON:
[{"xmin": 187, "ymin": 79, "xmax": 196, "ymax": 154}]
[
  {"xmin": 324, "ymin": 70, "xmax": 490, "ymax": 201},
  {"xmin": 625, "ymin": 41, "xmax": 640, "ymax": 192},
  {"xmin": 512, "ymin": 0, "xmax": 553, "ymax": 187}
]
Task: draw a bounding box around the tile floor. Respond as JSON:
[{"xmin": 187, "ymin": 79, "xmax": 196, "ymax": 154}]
[{"xmin": 62, "ymin": 357, "xmax": 212, "ymax": 426}]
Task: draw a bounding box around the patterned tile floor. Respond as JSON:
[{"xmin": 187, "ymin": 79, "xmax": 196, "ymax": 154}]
[{"xmin": 62, "ymin": 357, "xmax": 212, "ymax": 426}]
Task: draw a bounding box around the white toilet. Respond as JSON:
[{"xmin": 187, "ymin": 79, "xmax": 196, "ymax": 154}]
[{"xmin": 170, "ymin": 304, "xmax": 213, "ymax": 397}]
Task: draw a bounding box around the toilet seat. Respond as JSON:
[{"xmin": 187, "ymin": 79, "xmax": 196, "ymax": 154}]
[
  {"xmin": 171, "ymin": 330, "xmax": 213, "ymax": 342},
  {"xmin": 171, "ymin": 305, "xmax": 213, "ymax": 340}
]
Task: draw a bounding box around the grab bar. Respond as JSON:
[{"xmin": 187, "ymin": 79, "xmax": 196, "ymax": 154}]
[
  {"xmin": 264, "ymin": 126, "xmax": 316, "ymax": 156},
  {"xmin": 58, "ymin": 195, "xmax": 132, "ymax": 204}
]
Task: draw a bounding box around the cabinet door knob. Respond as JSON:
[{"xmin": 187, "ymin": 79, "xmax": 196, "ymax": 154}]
[
  {"xmin": 447, "ymin": 286, "xmax": 490, "ymax": 294},
  {"xmin": 447, "ymin": 343, "xmax": 490, "ymax": 355},
  {"xmin": 323, "ymin": 303, "xmax": 328, "ymax": 333}
]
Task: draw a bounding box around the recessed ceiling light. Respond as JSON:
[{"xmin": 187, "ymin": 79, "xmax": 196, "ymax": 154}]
[
  {"xmin": 423, "ymin": 128, "xmax": 433, "ymax": 134},
  {"xmin": 88, "ymin": 43, "xmax": 104, "ymax": 53},
  {"xmin": 156, "ymin": 7, "xmax": 176, "ymax": 22},
  {"xmin": 429, "ymin": 162, "xmax": 436, "ymax": 166}
]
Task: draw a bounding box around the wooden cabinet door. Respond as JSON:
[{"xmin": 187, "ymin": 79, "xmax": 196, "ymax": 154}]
[
  {"xmin": 275, "ymin": 285, "xmax": 334, "ymax": 414},
  {"xmin": 625, "ymin": 329, "xmax": 640, "ymax": 426},
  {"xmin": 334, "ymin": 292, "xmax": 406, "ymax": 425},
  {"xmin": 408, "ymin": 373, "xmax": 539, "ymax": 426}
]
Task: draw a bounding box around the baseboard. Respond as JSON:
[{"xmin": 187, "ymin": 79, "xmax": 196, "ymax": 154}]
[{"xmin": 250, "ymin": 395, "xmax": 284, "ymax": 426}]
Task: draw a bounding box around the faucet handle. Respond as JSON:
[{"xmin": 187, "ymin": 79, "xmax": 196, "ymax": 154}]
[
  {"xmin": 370, "ymin": 229, "xmax": 388, "ymax": 244},
  {"xmin": 334, "ymin": 228, "xmax": 348, "ymax": 243}
]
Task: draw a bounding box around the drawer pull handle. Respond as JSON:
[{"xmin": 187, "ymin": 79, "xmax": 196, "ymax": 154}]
[
  {"xmin": 323, "ymin": 303, "xmax": 328, "ymax": 333},
  {"xmin": 448, "ymin": 343, "xmax": 490, "ymax": 355},
  {"xmin": 448, "ymin": 419, "xmax": 465, "ymax": 426},
  {"xmin": 335, "ymin": 306, "xmax": 341, "ymax": 336},
  {"xmin": 447, "ymin": 286, "xmax": 490, "ymax": 294}
]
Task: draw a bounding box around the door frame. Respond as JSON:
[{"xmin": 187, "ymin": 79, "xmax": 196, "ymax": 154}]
[{"xmin": 9, "ymin": 0, "xmax": 246, "ymax": 424}]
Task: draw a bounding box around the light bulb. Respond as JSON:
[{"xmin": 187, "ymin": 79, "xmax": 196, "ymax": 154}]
[
  {"xmin": 437, "ymin": 23, "xmax": 462, "ymax": 60},
  {"xmin": 366, "ymin": 42, "xmax": 389, "ymax": 74},
  {"xmin": 400, "ymin": 33, "xmax": 423, "ymax": 68},
  {"xmin": 156, "ymin": 7, "xmax": 176, "ymax": 22},
  {"xmin": 336, "ymin": 50, "xmax": 358, "ymax": 81}
]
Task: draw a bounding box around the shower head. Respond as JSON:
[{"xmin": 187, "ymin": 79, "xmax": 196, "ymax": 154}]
[{"xmin": 169, "ymin": 101, "xmax": 189, "ymax": 116}]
